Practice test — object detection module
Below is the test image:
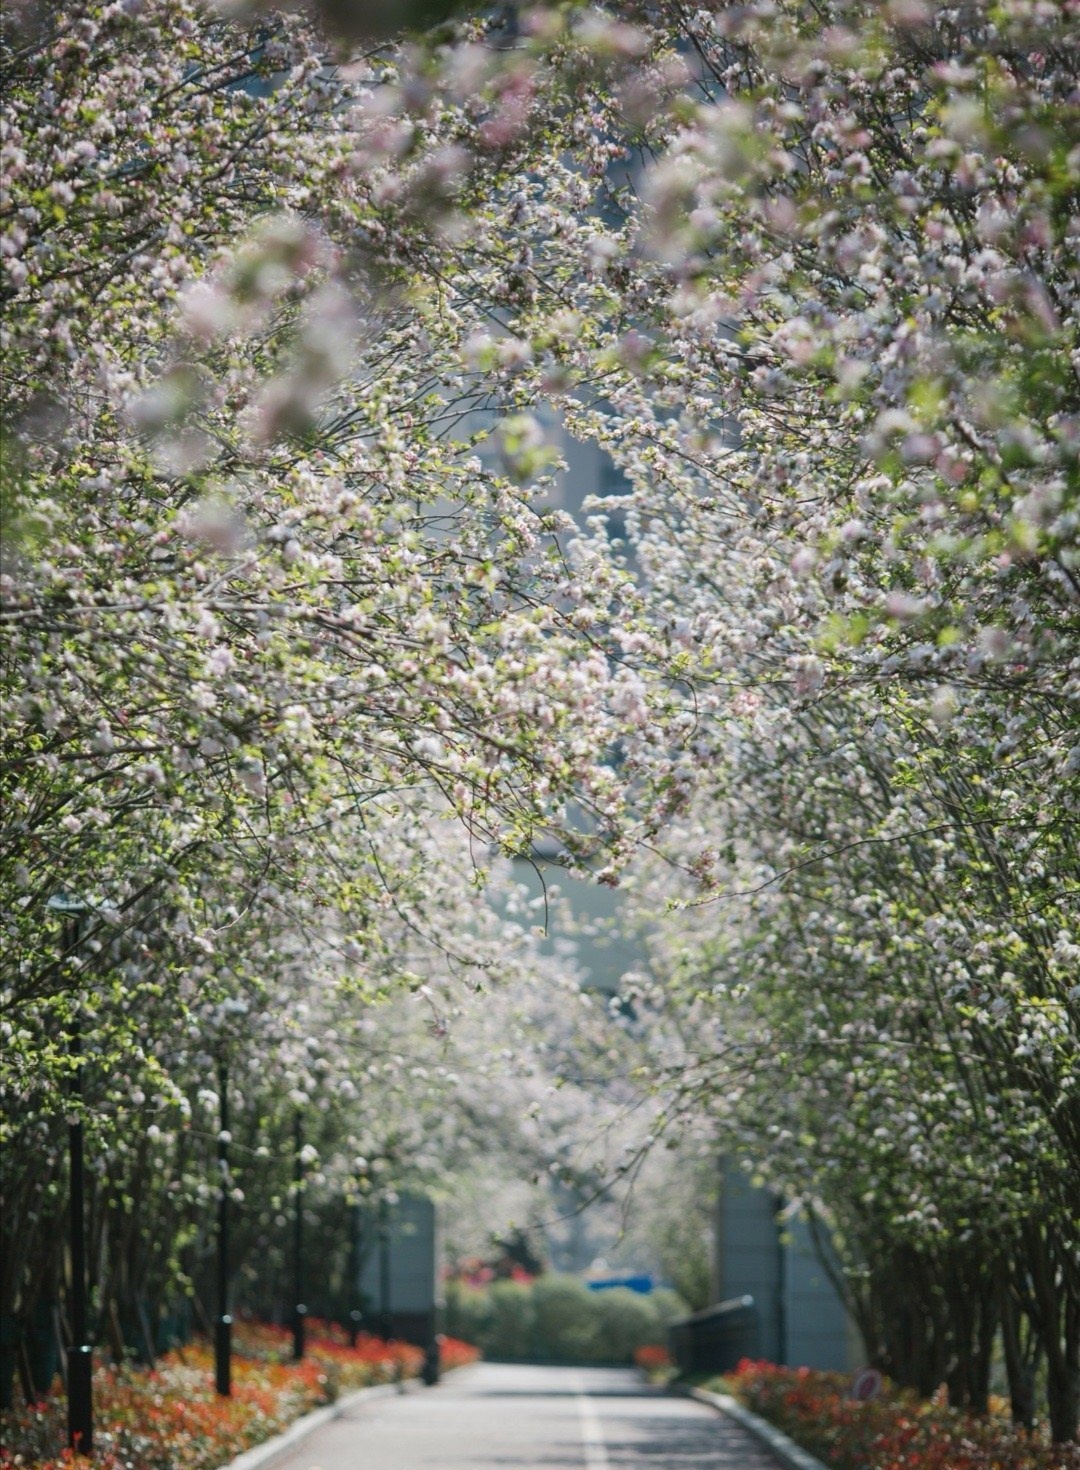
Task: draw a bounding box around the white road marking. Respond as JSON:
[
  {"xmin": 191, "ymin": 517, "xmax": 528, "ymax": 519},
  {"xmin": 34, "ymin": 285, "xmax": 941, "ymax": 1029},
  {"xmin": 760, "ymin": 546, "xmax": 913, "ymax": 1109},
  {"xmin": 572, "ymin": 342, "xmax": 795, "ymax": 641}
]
[{"xmin": 576, "ymin": 1389, "xmax": 610, "ymax": 1469}]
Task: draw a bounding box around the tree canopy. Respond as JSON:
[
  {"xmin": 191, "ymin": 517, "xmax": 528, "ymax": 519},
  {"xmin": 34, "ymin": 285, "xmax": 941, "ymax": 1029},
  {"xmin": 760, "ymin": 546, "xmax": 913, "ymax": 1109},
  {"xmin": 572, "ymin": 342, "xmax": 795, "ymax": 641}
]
[{"xmin": 2, "ymin": 0, "xmax": 1078, "ymax": 1444}]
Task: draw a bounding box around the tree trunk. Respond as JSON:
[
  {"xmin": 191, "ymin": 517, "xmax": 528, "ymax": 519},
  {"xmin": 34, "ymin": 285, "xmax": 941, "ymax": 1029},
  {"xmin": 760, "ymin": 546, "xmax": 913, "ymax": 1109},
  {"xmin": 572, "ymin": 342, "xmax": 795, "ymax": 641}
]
[
  {"xmin": 966, "ymin": 1267, "xmax": 997, "ymax": 1417},
  {"xmin": 1047, "ymin": 1358, "xmax": 1080, "ymax": 1447},
  {"xmin": 1048, "ymin": 1289, "xmax": 1080, "ymax": 1445},
  {"xmin": 1000, "ymin": 1277, "xmax": 1037, "ymax": 1431},
  {"xmin": 1020, "ymin": 1221, "xmax": 1080, "ymax": 1444}
]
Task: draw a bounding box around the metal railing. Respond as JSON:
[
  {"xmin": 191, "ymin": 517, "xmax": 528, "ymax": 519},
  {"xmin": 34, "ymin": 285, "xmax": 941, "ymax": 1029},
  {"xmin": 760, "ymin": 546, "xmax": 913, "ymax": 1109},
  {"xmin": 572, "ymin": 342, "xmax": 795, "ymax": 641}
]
[{"xmin": 668, "ymin": 1295, "xmax": 760, "ymax": 1376}]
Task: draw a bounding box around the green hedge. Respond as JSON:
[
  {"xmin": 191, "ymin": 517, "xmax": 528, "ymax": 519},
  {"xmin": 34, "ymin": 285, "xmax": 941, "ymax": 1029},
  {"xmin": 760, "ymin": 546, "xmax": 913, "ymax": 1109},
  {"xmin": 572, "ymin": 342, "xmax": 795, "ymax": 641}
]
[{"xmin": 445, "ymin": 1276, "xmax": 685, "ymax": 1364}]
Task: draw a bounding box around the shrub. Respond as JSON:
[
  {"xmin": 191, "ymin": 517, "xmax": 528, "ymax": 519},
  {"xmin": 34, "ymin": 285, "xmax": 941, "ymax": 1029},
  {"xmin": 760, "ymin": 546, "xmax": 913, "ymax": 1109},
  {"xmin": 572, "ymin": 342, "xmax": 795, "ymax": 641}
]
[
  {"xmin": 445, "ymin": 1274, "xmax": 687, "ymax": 1365},
  {"xmin": 445, "ymin": 1281, "xmax": 494, "ymax": 1352},
  {"xmin": 594, "ymin": 1289, "xmax": 661, "ymax": 1363},
  {"xmin": 648, "ymin": 1288, "xmax": 689, "ymax": 1330},
  {"xmin": 532, "ymin": 1277, "xmax": 601, "ymax": 1362},
  {"xmin": 485, "ymin": 1280, "xmax": 536, "ymax": 1362}
]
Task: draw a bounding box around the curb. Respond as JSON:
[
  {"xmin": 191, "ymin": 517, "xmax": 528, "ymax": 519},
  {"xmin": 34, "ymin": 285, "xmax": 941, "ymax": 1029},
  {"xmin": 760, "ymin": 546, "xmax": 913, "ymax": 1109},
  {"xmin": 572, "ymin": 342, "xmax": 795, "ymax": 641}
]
[
  {"xmin": 675, "ymin": 1383, "xmax": 829, "ymax": 1470},
  {"xmin": 223, "ymin": 1378, "xmax": 418, "ymax": 1470}
]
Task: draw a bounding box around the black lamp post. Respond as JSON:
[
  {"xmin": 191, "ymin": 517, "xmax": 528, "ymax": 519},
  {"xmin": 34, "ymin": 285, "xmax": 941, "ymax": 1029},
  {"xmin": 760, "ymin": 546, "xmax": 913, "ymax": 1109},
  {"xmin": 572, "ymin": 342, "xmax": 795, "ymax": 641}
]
[
  {"xmin": 347, "ymin": 1187, "xmax": 363, "ymax": 1348},
  {"xmin": 378, "ymin": 1194, "xmax": 391, "ymax": 1340},
  {"xmin": 775, "ymin": 1193, "xmax": 788, "ymax": 1368},
  {"xmin": 292, "ymin": 1111, "xmax": 306, "ymax": 1361},
  {"xmin": 215, "ymin": 1060, "xmax": 231, "ymax": 1397},
  {"xmin": 47, "ymin": 892, "xmax": 93, "ymax": 1456}
]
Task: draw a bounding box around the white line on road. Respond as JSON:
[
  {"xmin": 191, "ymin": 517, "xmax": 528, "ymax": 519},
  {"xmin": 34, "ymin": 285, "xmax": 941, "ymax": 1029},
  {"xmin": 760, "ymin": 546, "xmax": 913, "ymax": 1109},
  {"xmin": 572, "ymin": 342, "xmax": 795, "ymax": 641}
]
[{"xmin": 576, "ymin": 1390, "xmax": 610, "ymax": 1470}]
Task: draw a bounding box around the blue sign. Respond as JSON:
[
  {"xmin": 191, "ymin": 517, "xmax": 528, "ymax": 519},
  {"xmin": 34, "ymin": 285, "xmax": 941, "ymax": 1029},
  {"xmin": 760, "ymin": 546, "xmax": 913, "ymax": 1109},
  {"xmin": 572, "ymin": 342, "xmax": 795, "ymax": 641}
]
[{"xmin": 586, "ymin": 1274, "xmax": 653, "ymax": 1295}]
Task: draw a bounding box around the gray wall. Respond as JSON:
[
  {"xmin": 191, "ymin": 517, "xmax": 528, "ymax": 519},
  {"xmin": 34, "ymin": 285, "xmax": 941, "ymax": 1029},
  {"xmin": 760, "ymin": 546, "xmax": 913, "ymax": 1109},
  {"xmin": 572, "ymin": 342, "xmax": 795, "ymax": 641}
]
[
  {"xmin": 715, "ymin": 1159, "xmax": 856, "ymax": 1371},
  {"xmin": 358, "ymin": 1194, "xmax": 440, "ymax": 1344}
]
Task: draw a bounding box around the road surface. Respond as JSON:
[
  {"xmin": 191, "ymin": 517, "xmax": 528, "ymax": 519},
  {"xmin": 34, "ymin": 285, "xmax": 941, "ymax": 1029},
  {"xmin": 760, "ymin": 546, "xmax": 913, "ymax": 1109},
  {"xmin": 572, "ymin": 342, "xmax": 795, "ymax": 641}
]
[{"xmin": 266, "ymin": 1362, "xmax": 783, "ymax": 1469}]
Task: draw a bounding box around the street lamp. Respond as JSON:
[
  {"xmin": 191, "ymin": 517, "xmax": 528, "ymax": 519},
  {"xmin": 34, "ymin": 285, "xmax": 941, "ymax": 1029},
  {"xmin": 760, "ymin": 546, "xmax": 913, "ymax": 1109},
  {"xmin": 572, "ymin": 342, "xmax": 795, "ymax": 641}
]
[
  {"xmin": 378, "ymin": 1194, "xmax": 391, "ymax": 1341},
  {"xmin": 215, "ymin": 1059, "xmax": 231, "ymax": 1397},
  {"xmin": 292, "ymin": 1111, "xmax": 306, "ymax": 1361},
  {"xmin": 346, "ymin": 1183, "xmax": 363, "ymax": 1348},
  {"xmin": 47, "ymin": 891, "xmax": 93, "ymax": 1456}
]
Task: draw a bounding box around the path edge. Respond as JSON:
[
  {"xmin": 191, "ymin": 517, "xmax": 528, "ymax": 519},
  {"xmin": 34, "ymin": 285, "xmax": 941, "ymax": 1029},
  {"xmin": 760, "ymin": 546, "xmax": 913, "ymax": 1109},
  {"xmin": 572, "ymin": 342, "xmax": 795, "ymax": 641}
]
[
  {"xmin": 222, "ymin": 1378, "xmax": 417, "ymax": 1470},
  {"xmin": 672, "ymin": 1382, "xmax": 829, "ymax": 1470}
]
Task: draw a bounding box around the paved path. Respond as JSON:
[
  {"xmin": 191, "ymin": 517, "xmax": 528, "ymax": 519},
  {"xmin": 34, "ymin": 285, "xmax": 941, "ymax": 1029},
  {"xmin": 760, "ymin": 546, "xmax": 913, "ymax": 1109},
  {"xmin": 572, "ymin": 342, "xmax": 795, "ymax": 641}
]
[{"xmin": 267, "ymin": 1362, "xmax": 782, "ymax": 1469}]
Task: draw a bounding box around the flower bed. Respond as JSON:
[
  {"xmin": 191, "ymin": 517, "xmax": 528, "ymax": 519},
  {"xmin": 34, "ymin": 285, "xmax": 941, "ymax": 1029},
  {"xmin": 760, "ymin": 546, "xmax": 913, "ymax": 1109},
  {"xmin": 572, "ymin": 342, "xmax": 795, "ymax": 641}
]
[
  {"xmin": 633, "ymin": 1344, "xmax": 673, "ymax": 1382},
  {"xmin": 232, "ymin": 1318, "xmax": 425, "ymax": 1382},
  {"xmin": 0, "ymin": 1322, "xmax": 478, "ymax": 1470},
  {"xmin": 437, "ymin": 1337, "xmax": 481, "ymax": 1373},
  {"xmin": 717, "ymin": 1360, "xmax": 1079, "ymax": 1470}
]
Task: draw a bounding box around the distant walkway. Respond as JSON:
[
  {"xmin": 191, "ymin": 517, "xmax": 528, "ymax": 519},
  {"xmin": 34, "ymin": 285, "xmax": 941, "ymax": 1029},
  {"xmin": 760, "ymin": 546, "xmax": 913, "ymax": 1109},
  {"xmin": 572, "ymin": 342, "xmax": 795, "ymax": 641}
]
[{"xmin": 266, "ymin": 1362, "xmax": 784, "ymax": 1469}]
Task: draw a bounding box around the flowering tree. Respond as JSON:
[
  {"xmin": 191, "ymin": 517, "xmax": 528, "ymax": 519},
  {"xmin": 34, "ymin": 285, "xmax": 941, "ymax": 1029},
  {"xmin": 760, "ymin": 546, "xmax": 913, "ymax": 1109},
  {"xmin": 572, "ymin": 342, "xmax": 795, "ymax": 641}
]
[
  {"xmin": 272, "ymin": 0, "xmax": 1073, "ymax": 1438},
  {"xmin": 1, "ymin": 0, "xmax": 671, "ymax": 1394},
  {"xmin": 3, "ymin": 0, "xmax": 1078, "ymax": 1446},
  {"xmin": 2, "ymin": 0, "xmax": 682, "ymax": 1092},
  {"xmin": 506, "ymin": 0, "xmax": 1078, "ymax": 1440}
]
